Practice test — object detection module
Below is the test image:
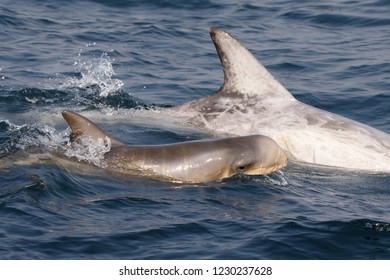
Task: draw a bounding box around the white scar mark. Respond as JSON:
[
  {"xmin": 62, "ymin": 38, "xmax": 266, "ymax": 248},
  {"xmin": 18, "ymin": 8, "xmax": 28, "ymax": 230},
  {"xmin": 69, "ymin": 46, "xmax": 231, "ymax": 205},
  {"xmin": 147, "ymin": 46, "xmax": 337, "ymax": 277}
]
[{"xmin": 171, "ymin": 27, "xmax": 390, "ymax": 173}]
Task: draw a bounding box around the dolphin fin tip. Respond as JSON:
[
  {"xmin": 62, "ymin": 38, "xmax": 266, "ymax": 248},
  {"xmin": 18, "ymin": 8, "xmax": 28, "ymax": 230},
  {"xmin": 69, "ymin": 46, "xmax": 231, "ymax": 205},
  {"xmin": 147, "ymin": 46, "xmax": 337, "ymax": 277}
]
[
  {"xmin": 61, "ymin": 110, "xmax": 75, "ymax": 121},
  {"xmin": 209, "ymin": 26, "xmax": 220, "ymax": 33},
  {"xmin": 209, "ymin": 27, "xmax": 227, "ymax": 39}
]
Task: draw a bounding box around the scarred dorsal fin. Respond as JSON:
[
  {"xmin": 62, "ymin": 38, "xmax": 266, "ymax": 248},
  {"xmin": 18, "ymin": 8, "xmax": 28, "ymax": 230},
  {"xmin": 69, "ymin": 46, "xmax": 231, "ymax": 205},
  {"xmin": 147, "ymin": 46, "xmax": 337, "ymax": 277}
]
[
  {"xmin": 210, "ymin": 27, "xmax": 294, "ymax": 100},
  {"xmin": 62, "ymin": 110, "xmax": 123, "ymax": 146}
]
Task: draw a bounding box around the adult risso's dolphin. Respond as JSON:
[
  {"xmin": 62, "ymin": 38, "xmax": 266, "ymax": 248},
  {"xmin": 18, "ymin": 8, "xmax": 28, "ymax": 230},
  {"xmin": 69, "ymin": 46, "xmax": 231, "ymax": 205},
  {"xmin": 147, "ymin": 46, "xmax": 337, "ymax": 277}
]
[
  {"xmin": 171, "ymin": 27, "xmax": 390, "ymax": 173},
  {"xmin": 62, "ymin": 111, "xmax": 287, "ymax": 183}
]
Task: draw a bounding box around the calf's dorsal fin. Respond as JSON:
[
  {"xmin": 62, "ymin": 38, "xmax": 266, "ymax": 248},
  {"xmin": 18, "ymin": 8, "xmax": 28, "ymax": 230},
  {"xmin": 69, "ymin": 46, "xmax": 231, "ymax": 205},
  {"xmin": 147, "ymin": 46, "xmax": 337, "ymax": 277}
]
[{"xmin": 62, "ymin": 110, "xmax": 123, "ymax": 146}]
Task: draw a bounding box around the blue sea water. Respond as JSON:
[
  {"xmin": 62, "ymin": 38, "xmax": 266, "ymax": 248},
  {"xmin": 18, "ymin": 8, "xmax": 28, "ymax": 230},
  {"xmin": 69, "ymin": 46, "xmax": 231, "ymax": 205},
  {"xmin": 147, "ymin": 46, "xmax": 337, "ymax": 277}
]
[{"xmin": 0, "ymin": 0, "xmax": 390, "ymax": 259}]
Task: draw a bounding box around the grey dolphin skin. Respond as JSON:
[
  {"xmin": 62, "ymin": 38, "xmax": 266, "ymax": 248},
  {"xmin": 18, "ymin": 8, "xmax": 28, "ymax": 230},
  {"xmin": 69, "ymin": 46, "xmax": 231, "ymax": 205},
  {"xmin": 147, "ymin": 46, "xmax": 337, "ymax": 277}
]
[
  {"xmin": 62, "ymin": 111, "xmax": 288, "ymax": 183},
  {"xmin": 172, "ymin": 27, "xmax": 390, "ymax": 172}
]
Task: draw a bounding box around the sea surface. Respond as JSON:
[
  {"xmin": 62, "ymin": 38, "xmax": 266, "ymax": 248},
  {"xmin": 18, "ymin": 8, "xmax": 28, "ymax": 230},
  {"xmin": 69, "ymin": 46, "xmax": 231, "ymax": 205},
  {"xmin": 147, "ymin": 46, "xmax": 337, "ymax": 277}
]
[{"xmin": 0, "ymin": 0, "xmax": 389, "ymax": 259}]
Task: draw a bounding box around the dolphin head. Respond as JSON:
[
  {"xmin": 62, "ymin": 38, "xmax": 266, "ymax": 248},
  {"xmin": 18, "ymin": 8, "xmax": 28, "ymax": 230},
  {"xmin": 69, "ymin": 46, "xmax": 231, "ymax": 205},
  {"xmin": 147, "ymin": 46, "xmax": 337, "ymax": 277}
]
[{"xmin": 230, "ymin": 135, "xmax": 288, "ymax": 176}]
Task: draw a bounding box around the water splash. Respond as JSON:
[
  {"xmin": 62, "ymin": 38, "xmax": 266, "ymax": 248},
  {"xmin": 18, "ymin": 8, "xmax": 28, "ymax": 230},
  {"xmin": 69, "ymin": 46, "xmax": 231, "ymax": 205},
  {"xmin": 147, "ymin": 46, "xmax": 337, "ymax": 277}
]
[
  {"xmin": 0, "ymin": 119, "xmax": 66, "ymax": 155},
  {"xmin": 262, "ymin": 170, "xmax": 289, "ymax": 187},
  {"xmin": 63, "ymin": 135, "xmax": 112, "ymax": 168},
  {"xmin": 62, "ymin": 52, "xmax": 124, "ymax": 97},
  {"xmin": 1, "ymin": 118, "xmax": 112, "ymax": 170}
]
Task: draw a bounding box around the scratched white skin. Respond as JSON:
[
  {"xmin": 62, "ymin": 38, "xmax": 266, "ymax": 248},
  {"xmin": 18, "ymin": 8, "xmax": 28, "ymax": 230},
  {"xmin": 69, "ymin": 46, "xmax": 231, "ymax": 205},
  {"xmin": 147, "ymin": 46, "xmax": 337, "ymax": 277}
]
[{"xmin": 171, "ymin": 27, "xmax": 390, "ymax": 172}]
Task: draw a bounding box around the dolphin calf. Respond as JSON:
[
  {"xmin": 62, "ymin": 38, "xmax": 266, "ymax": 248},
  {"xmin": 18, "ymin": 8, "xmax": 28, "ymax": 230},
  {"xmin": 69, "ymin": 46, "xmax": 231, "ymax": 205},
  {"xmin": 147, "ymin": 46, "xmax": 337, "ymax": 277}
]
[
  {"xmin": 171, "ymin": 27, "xmax": 390, "ymax": 173},
  {"xmin": 62, "ymin": 110, "xmax": 287, "ymax": 183}
]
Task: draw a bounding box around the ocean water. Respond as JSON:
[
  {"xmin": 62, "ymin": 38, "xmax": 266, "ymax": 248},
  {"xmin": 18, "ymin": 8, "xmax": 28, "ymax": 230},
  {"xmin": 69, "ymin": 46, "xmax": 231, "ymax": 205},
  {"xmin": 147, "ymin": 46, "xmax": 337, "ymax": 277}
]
[{"xmin": 0, "ymin": 0, "xmax": 389, "ymax": 259}]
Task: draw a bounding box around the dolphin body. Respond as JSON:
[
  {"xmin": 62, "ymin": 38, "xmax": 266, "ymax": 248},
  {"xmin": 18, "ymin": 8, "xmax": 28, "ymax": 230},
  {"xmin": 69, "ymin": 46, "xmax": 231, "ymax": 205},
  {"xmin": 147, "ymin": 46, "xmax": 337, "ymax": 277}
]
[
  {"xmin": 171, "ymin": 27, "xmax": 390, "ymax": 173},
  {"xmin": 62, "ymin": 110, "xmax": 288, "ymax": 183}
]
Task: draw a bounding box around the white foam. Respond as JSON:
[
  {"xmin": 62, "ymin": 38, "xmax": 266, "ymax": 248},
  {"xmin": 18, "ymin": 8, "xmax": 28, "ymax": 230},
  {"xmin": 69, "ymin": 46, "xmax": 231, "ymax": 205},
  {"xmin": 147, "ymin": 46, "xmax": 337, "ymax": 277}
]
[{"xmin": 63, "ymin": 135, "xmax": 111, "ymax": 168}]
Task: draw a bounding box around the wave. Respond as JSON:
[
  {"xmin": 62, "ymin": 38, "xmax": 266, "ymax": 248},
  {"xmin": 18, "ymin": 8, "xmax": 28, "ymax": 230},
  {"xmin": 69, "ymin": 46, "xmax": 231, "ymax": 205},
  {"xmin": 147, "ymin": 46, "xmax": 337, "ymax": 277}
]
[
  {"xmin": 249, "ymin": 218, "xmax": 390, "ymax": 259},
  {"xmin": 87, "ymin": 0, "xmax": 220, "ymax": 10}
]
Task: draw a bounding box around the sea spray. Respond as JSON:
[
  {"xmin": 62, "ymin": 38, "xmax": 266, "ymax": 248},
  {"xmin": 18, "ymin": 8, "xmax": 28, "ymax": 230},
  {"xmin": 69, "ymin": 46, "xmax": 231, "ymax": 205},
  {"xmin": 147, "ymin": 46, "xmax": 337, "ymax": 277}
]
[{"xmin": 62, "ymin": 52, "xmax": 124, "ymax": 97}]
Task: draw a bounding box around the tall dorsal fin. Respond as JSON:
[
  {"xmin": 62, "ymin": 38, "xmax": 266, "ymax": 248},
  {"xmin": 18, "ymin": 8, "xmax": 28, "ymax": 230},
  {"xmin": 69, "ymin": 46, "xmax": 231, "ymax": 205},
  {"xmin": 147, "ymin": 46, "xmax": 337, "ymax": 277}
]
[
  {"xmin": 62, "ymin": 110, "xmax": 123, "ymax": 146},
  {"xmin": 210, "ymin": 27, "xmax": 294, "ymax": 100}
]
